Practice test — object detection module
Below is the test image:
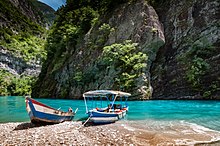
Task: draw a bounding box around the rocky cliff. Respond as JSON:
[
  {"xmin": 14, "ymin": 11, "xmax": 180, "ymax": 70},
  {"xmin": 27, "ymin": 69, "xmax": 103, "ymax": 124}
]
[
  {"xmin": 33, "ymin": 0, "xmax": 164, "ymax": 99},
  {"xmin": 0, "ymin": 0, "xmax": 49, "ymax": 76},
  {"xmin": 151, "ymin": 0, "xmax": 220, "ymax": 99},
  {"xmin": 0, "ymin": 0, "xmax": 53, "ymax": 95},
  {"xmin": 33, "ymin": 0, "xmax": 220, "ymax": 99}
]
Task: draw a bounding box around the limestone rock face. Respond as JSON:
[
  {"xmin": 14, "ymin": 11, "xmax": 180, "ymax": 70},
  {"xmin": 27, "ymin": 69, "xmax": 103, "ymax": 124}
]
[
  {"xmin": 151, "ymin": 0, "xmax": 220, "ymax": 99},
  {"xmin": 0, "ymin": 46, "xmax": 41, "ymax": 76},
  {"xmin": 33, "ymin": 0, "xmax": 165, "ymax": 99}
]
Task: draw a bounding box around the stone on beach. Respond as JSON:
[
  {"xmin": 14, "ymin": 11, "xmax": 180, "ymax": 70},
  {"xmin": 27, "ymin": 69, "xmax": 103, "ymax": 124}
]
[{"xmin": 0, "ymin": 121, "xmax": 220, "ymax": 145}]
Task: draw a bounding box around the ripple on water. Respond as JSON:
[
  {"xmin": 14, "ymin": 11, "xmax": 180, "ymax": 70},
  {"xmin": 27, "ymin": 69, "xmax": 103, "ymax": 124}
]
[{"xmin": 119, "ymin": 120, "xmax": 220, "ymax": 145}]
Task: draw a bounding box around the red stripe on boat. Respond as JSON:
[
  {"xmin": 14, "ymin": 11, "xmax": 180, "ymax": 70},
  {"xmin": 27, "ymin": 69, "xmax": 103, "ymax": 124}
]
[{"xmin": 27, "ymin": 98, "xmax": 55, "ymax": 110}]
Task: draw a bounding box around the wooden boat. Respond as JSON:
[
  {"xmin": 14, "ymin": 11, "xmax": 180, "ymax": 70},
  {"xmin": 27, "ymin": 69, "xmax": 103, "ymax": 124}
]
[
  {"xmin": 83, "ymin": 90, "xmax": 131, "ymax": 124},
  {"xmin": 25, "ymin": 97, "xmax": 76, "ymax": 124}
]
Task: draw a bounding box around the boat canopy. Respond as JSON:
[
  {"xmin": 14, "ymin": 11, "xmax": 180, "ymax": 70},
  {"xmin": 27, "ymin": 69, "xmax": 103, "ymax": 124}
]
[{"xmin": 83, "ymin": 90, "xmax": 131, "ymax": 97}]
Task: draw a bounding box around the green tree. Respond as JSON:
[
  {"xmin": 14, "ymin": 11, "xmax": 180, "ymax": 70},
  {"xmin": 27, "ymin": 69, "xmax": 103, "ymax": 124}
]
[
  {"xmin": 102, "ymin": 40, "xmax": 148, "ymax": 90},
  {"xmin": 0, "ymin": 69, "xmax": 35, "ymax": 96}
]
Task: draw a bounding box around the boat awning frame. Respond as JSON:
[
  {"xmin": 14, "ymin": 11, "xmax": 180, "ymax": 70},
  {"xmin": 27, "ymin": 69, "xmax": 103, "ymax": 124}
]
[
  {"xmin": 83, "ymin": 90, "xmax": 131, "ymax": 97},
  {"xmin": 83, "ymin": 90, "xmax": 131, "ymax": 113}
]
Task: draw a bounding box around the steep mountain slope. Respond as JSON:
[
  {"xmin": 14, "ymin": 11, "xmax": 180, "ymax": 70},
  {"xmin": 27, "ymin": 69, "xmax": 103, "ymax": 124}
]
[
  {"xmin": 33, "ymin": 0, "xmax": 219, "ymax": 99},
  {"xmin": 0, "ymin": 0, "xmax": 42, "ymax": 35},
  {"xmin": 33, "ymin": 0, "xmax": 164, "ymax": 99},
  {"xmin": 0, "ymin": 0, "xmax": 53, "ymax": 95}
]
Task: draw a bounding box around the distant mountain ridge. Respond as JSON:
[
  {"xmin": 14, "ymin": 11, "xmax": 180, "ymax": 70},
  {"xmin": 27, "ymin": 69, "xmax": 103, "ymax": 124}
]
[
  {"xmin": 31, "ymin": 0, "xmax": 56, "ymax": 27},
  {"xmin": 1, "ymin": 0, "xmax": 43, "ymax": 29},
  {"xmin": 0, "ymin": 0, "xmax": 55, "ymax": 31}
]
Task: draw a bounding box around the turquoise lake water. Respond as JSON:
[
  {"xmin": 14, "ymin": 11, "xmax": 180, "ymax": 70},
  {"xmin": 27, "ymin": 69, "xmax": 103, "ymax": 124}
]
[{"xmin": 0, "ymin": 96, "xmax": 220, "ymax": 132}]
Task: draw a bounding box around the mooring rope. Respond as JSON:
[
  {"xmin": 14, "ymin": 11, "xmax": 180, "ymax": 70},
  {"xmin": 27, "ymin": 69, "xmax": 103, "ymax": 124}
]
[{"xmin": 77, "ymin": 114, "xmax": 92, "ymax": 129}]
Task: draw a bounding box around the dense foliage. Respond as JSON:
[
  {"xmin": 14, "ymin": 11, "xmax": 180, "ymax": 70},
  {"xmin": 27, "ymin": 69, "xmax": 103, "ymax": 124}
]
[
  {"xmin": 41, "ymin": 0, "xmax": 130, "ymax": 76},
  {"xmin": 0, "ymin": 70, "xmax": 36, "ymax": 96},
  {"xmin": 177, "ymin": 37, "xmax": 219, "ymax": 97},
  {"xmin": 0, "ymin": 0, "xmax": 47, "ymax": 62},
  {"xmin": 2, "ymin": 33, "xmax": 46, "ymax": 62},
  {"xmin": 184, "ymin": 41, "xmax": 214, "ymax": 88},
  {"xmin": 67, "ymin": 40, "xmax": 148, "ymax": 92},
  {"xmin": 45, "ymin": 0, "xmax": 131, "ymax": 46},
  {"xmin": 102, "ymin": 40, "xmax": 148, "ymax": 90}
]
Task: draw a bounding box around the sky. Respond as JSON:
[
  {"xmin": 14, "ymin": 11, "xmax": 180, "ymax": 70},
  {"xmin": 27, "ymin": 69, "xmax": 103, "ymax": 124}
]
[{"xmin": 38, "ymin": 0, "xmax": 66, "ymax": 10}]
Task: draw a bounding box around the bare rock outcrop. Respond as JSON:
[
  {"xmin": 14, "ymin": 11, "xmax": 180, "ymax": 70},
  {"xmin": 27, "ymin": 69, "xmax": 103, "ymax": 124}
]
[{"xmin": 151, "ymin": 0, "xmax": 220, "ymax": 99}]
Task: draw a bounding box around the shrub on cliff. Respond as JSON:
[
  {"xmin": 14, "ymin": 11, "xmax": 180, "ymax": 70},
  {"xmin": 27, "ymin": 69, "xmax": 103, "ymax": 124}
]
[{"xmin": 101, "ymin": 40, "xmax": 148, "ymax": 90}]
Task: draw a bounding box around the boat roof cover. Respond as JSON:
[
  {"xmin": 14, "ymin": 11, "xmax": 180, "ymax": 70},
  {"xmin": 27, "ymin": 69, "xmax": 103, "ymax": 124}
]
[{"xmin": 83, "ymin": 90, "xmax": 131, "ymax": 97}]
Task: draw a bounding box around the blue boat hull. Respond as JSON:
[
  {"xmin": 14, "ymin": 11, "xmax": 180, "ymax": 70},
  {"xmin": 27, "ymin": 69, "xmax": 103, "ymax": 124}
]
[
  {"xmin": 88, "ymin": 109, "xmax": 127, "ymax": 124},
  {"xmin": 26, "ymin": 97, "xmax": 74, "ymax": 124},
  {"xmin": 28, "ymin": 108, "xmax": 73, "ymax": 124}
]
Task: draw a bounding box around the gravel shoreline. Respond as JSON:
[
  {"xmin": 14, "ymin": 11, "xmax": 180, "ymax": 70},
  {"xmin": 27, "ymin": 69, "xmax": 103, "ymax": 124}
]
[
  {"xmin": 0, "ymin": 121, "xmax": 134, "ymax": 146},
  {"xmin": 1, "ymin": 121, "xmax": 220, "ymax": 145}
]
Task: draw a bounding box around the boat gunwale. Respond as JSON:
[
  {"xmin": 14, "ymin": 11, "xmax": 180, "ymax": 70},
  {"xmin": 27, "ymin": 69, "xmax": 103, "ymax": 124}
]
[{"xmin": 26, "ymin": 97, "xmax": 70, "ymax": 113}]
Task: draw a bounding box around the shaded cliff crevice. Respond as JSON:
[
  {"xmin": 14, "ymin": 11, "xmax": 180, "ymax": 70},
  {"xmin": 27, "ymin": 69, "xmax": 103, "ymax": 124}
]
[{"xmin": 151, "ymin": 0, "xmax": 220, "ymax": 99}]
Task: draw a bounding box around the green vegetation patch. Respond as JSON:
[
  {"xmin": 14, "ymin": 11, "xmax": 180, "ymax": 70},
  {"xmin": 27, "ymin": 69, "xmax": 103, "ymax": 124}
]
[
  {"xmin": 2, "ymin": 34, "xmax": 47, "ymax": 62},
  {"xmin": 186, "ymin": 57, "xmax": 210, "ymax": 88},
  {"xmin": 0, "ymin": 69, "xmax": 36, "ymax": 96},
  {"xmin": 177, "ymin": 37, "xmax": 220, "ymax": 98},
  {"xmin": 0, "ymin": 0, "xmax": 47, "ymax": 62},
  {"xmin": 101, "ymin": 40, "xmax": 148, "ymax": 90}
]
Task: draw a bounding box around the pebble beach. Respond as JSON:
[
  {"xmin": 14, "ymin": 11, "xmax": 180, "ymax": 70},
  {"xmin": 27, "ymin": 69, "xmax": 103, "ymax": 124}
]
[{"xmin": 1, "ymin": 121, "xmax": 220, "ymax": 146}]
